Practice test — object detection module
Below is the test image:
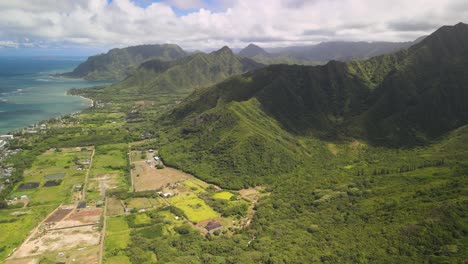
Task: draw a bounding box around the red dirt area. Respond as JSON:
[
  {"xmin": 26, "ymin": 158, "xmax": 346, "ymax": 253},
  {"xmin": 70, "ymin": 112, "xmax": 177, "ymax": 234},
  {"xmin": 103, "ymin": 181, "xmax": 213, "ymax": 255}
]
[
  {"xmin": 68, "ymin": 208, "xmax": 102, "ymax": 224},
  {"xmin": 44, "ymin": 208, "xmax": 73, "ymax": 223}
]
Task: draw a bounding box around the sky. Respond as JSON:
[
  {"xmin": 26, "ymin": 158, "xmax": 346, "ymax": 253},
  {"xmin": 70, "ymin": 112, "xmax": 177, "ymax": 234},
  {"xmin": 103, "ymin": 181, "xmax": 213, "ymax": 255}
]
[{"xmin": 0, "ymin": 0, "xmax": 467, "ymax": 55}]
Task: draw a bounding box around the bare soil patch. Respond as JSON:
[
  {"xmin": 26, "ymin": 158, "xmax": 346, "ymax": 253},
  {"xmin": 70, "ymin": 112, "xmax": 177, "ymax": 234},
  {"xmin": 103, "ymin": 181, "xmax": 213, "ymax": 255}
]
[
  {"xmin": 68, "ymin": 208, "xmax": 102, "ymax": 224},
  {"xmin": 44, "ymin": 208, "xmax": 73, "ymax": 223},
  {"xmin": 5, "ymin": 258, "xmax": 39, "ymax": 264},
  {"xmin": 94, "ymin": 174, "xmax": 119, "ymax": 196},
  {"xmin": 238, "ymin": 188, "xmax": 260, "ymax": 202},
  {"xmin": 132, "ymin": 162, "xmax": 193, "ymax": 191},
  {"xmin": 12, "ymin": 225, "xmax": 100, "ymax": 258}
]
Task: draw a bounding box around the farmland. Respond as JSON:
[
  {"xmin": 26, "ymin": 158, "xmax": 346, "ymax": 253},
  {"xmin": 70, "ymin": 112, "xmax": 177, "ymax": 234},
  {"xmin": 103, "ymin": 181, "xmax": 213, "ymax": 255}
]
[
  {"xmin": 168, "ymin": 193, "xmax": 220, "ymax": 223},
  {"xmin": 8, "ymin": 147, "xmax": 93, "ymax": 206}
]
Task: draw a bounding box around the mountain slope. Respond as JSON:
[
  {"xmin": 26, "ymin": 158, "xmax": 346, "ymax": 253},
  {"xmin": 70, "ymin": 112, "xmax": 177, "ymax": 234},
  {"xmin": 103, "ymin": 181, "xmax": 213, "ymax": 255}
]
[
  {"xmin": 239, "ymin": 44, "xmax": 269, "ymax": 58},
  {"xmin": 105, "ymin": 46, "xmax": 264, "ymax": 96},
  {"xmin": 156, "ymin": 23, "xmax": 468, "ymax": 188},
  {"xmin": 360, "ymin": 22, "xmax": 468, "ymax": 144},
  {"xmin": 59, "ymin": 44, "xmax": 187, "ymax": 81}
]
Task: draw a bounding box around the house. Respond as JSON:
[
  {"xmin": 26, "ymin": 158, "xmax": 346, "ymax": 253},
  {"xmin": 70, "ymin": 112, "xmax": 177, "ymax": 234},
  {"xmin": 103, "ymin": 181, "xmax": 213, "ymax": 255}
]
[
  {"xmin": 20, "ymin": 195, "xmax": 28, "ymax": 200},
  {"xmin": 96, "ymin": 200, "xmax": 104, "ymax": 207},
  {"xmin": 74, "ymin": 184, "xmax": 83, "ymax": 191},
  {"xmin": 205, "ymin": 221, "xmax": 222, "ymax": 233},
  {"xmin": 154, "ymin": 156, "xmax": 161, "ymax": 162}
]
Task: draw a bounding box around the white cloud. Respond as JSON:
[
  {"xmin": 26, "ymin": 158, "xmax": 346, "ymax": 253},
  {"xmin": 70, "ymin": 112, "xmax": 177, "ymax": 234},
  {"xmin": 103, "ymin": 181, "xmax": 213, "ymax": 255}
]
[{"xmin": 0, "ymin": 0, "xmax": 466, "ymax": 50}]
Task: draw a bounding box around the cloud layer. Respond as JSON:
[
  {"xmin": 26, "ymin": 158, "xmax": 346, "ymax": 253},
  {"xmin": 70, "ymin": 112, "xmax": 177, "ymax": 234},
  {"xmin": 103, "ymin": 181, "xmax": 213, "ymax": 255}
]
[{"xmin": 0, "ymin": 0, "xmax": 466, "ymax": 50}]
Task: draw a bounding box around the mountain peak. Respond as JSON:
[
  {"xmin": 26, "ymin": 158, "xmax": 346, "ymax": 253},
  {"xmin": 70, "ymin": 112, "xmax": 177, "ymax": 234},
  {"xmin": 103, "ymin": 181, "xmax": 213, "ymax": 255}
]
[
  {"xmin": 239, "ymin": 43, "xmax": 269, "ymax": 58},
  {"xmin": 213, "ymin": 46, "xmax": 234, "ymax": 55}
]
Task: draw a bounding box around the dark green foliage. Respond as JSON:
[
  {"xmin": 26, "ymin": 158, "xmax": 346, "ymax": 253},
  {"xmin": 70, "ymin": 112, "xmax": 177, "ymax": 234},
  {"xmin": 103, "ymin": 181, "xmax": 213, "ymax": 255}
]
[{"xmin": 103, "ymin": 46, "xmax": 264, "ymax": 97}]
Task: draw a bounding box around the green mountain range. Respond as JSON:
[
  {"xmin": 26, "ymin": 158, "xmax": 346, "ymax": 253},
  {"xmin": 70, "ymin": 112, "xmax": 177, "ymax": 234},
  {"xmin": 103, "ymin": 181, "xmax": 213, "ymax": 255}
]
[
  {"xmin": 238, "ymin": 38, "xmax": 426, "ymax": 66},
  {"xmin": 59, "ymin": 44, "xmax": 187, "ymax": 81},
  {"xmin": 102, "ymin": 46, "xmax": 263, "ymax": 96},
  {"xmin": 158, "ymin": 22, "xmax": 468, "ymax": 186}
]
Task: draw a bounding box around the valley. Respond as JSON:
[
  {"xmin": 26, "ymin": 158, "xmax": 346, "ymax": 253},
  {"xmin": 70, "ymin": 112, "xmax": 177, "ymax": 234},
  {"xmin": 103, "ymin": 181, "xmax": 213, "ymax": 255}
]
[{"xmin": 0, "ymin": 22, "xmax": 467, "ymax": 263}]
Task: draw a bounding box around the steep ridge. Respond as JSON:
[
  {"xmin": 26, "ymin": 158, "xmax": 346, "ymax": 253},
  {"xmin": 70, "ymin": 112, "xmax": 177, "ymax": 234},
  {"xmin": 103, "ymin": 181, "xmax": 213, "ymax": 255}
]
[
  {"xmin": 105, "ymin": 46, "xmax": 264, "ymax": 96},
  {"xmin": 172, "ymin": 23, "xmax": 468, "ymax": 144},
  {"xmin": 156, "ymin": 23, "xmax": 468, "ymax": 187},
  {"xmin": 59, "ymin": 44, "xmax": 187, "ymax": 81}
]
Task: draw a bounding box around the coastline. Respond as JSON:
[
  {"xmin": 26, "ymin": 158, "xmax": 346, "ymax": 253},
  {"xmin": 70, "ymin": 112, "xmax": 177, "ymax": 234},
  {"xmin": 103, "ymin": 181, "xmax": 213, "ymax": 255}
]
[
  {"xmin": 78, "ymin": 95, "xmax": 94, "ymax": 107},
  {"xmin": 2, "ymin": 91, "xmax": 95, "ymax": 136}
]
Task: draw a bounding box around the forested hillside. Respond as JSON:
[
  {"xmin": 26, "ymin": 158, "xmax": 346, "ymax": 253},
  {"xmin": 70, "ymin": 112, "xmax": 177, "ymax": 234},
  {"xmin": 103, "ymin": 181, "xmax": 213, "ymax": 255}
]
[{"xmin": 59, "ymin": 44, "xmax": 187, "ymax": 81}]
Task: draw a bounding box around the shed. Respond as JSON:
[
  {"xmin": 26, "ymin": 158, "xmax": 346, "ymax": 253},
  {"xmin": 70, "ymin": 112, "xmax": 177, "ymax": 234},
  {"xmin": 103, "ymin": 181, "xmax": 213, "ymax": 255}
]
[
  {"xmin": 205, "ymin": 221, "xmax": 222, "ymax": 233},
  {"xmin": 77, "ymin": 201, "xmax": 86, "ymax": 209}
]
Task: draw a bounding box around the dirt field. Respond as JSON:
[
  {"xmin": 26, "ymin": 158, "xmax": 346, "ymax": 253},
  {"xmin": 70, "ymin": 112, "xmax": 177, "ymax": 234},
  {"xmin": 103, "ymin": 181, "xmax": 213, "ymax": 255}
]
[
  {"xmin": 238, "ymin": 188, "xmax": 261, "ymax": 202},
  {"xmin": 5, "ymin": 258, "xmax": 39, "ymax": 264},
  {"xmin": 92, "ymin": 174, "xmax": 119, "ymax": 196},
  {"xmin": 44, "ymin": 208, "xmax": 73, "ymax": 223},
  {"xmin": 11, "ymin": 225, "xmax": 100, "ymax": 258},
  {"xmin": 132, "ymin": 162, "xmax": 193, "ymax": 191},
  {"xmin": 9, "ymin": 206, "xmax": 102, "ymax": 261},
  {"xmin": 68, "ymin": 208, "xmax": 102, "ymax": 224}
]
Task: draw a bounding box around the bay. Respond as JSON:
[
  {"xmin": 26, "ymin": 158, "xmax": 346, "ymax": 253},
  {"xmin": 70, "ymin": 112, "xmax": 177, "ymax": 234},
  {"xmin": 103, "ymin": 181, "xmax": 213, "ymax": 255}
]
[{"xmin": 0, "ymin": 57, "xmax": 111, "ymax": 134}]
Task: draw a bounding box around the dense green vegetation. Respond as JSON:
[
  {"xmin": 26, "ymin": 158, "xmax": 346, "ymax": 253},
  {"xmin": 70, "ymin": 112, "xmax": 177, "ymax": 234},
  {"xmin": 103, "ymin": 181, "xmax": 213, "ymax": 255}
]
[
  {"xmin": 101, "ymin": 46, "xmax": 263, "ymax": 97},
  {"xmin": 59, "ymin": 44, "xmax": 187, "ymax": 81},
  {"xmin": 1, "ymin": 23, "xmax": 467, "ymax": 264}
]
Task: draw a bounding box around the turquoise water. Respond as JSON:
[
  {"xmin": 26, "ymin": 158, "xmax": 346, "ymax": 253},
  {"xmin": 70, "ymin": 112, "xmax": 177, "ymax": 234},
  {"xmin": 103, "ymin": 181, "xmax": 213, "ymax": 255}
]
[{"xmin": 0, "ymin": 57, "xmax": 111, "ymax": 134}]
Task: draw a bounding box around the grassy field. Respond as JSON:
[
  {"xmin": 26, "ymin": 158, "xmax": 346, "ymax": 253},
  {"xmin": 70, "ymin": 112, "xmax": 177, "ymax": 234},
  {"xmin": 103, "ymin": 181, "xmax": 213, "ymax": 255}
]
[
  {"xmin": 213, "ymin": 191, "xmax": 234, "ymax": 200},
  {"xmin": 87, "ymin": 143, "xmax": 129, "ymax": 201},
  {"xmin": 168, "ymin": 193, "xmax": 220, "ymax": 223},
  {"xmin": 105, "ymin": 255, "xmax": 132, "ymax": 264},
  {"xmin": 104, "ymin": 216, "xmax": 131, "ymax": 261},
  {"xmin": 126, "ymin": 197, "xmax": 161, "ymax": 210},
  {"xmin": 0, "ymin": 206, "xmax": 55, "ymax": 261},
  {"xmin": 107, "ymin": 197, "xmax": 124, "ymax": 216}
]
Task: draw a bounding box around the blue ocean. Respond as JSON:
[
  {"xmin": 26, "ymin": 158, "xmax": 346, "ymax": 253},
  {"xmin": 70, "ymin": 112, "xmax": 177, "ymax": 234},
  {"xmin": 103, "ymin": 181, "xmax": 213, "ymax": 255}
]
[{"xmin": 0, "ymin": 57, "xmax": 110, "ymax": 134}]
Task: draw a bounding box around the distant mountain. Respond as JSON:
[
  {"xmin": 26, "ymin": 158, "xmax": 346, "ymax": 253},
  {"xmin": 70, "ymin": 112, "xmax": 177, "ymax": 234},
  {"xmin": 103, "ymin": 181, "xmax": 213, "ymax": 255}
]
[
  {"xmin": 105, "ymin": 46, "xmax": 264, "ymax": 96},
  {"xmin": 262, "ymin": 38, "xmax": 425, "ymax": 63},
  {"xmin": 239, "ymin": 44, "xmax": 269, "ymax": 58},
  {"xmin": 237, "ymin": 39, "xmax": 424, "ymax": 66},
  {"xmin": 58, "ymin": 44, "xmax": 187, "ymax": 81},
  {"xmin": 158, "ymin": 23, "xmax": 468, "ymax": 187},
  {"xmin": 238, "ymin": 43, "xmax": 320, "ymax": 66}
]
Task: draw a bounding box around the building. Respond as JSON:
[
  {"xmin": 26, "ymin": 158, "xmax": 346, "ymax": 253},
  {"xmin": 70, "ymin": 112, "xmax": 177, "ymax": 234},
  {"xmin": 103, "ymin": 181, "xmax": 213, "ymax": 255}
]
[
  {"xmin": 0, "ymin": 140, "xmax": 6, "ymax": 150},
  {"xmin": 96, "ymin": 200, "xmax": 104, "ymax": 207},
  {"xmin": 0, "ymin": 135, "xmax": 14, "ymax": 140},
  {"xmin": 162, "ymin": 192, "xmax": 173, "ymax": 198},
  {"xmin": 205, "ymin": 221, "xmax": 222, "ymax": 233}
]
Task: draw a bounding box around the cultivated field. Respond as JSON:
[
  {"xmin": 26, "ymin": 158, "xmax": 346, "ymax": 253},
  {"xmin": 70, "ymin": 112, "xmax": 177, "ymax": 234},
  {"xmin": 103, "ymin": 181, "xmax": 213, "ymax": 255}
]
[
  {"xmin": 9, "ymin": 148, "xmax": 93, "ymax": 206},
  {"xmin": 168, "ymin": 193, "xmax": 220, "ymax": 223}
]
